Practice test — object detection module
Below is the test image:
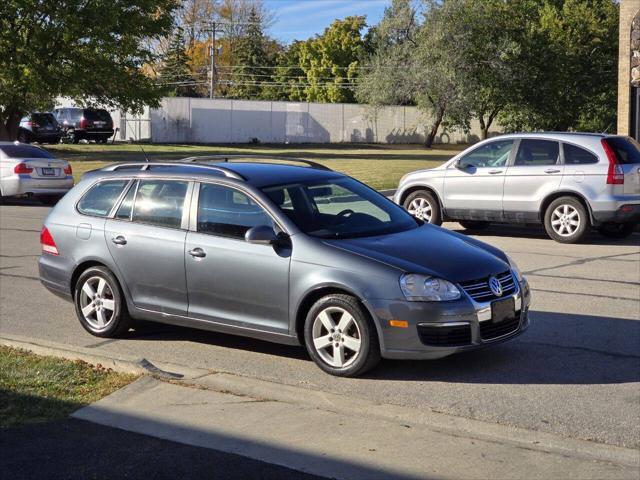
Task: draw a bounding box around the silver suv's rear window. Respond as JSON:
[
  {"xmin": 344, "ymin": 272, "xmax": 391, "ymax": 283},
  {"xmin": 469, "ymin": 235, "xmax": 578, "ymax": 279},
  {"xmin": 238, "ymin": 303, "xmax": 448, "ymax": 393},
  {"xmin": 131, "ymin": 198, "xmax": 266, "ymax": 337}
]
[{"xmin": 606, "ymin": 137, "xmax": 640, "ymax": 164}]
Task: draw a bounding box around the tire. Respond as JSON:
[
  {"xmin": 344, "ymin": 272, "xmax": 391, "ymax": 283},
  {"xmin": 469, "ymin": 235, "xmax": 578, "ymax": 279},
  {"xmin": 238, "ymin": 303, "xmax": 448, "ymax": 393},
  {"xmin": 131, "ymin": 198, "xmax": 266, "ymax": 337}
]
[
  {"xmin": 74, "ymin": 266, "xmax": 131, "ymax": 338},
  {"xmin": 17, "ymin": 131, "xmax": 30, "ymax": 143},
  {"xmin": 597, "ymin": 222, "xmax": 636, "ymax": 239},
  {"xmin": 544, "ymin": 196, "xmax": 589, "ymax": 243},
  {"xmin": 403, "ymin": 190, "xmax": 442, "ymax": 225},
  {"xmin": 39, "ymin": 195, "xmax": 63, "ymax": 206},
  {"xmin": 304, "ymin": 294, "xmax": 380, "ymax": 377},
  {"xmin": 66, "ymin": 129, "xmax": 79, "ymax": 144},
  {"xmin": 458, "ymin": 220, "xmax": 490, "ymax": 230},
  {"xmin": 96, "ymin": 137, "xmax": 109, "ymax": 144}
]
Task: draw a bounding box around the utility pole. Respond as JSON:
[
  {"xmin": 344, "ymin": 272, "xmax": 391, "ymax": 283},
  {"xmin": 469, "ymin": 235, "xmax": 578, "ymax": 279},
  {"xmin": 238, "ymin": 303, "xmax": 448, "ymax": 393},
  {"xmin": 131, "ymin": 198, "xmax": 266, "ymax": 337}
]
[{"xmin": 209, "ymin": 21, "xmax": 217, "ymax": 99}]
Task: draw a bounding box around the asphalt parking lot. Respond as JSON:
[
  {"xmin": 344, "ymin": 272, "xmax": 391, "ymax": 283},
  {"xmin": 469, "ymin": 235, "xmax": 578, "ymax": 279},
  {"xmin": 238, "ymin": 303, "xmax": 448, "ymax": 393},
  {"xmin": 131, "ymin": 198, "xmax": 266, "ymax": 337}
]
[{"xmin": 1, "ymin": 201, "xmax": 638, "ymax": 449}]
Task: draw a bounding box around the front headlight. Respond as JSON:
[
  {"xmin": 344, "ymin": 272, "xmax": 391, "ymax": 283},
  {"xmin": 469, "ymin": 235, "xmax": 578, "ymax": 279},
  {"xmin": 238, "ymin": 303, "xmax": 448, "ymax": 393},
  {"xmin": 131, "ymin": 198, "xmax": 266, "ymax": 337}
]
[
  {"xmin": 506, "ymin": 255, "xmax": 524, "ymax": 282},
  {"xmin": 399, "ymin": 274, "xmax": 461, "ymax": 301}
]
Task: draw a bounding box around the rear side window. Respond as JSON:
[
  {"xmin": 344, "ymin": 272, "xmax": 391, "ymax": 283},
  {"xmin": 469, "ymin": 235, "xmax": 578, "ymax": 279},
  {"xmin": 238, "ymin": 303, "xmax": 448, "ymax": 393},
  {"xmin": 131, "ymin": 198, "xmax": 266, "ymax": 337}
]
[
  {"xmin": 0, "ymin": 145, "xmax": 54, "ymax": 159},
  {"xmin": 605, "ymin": 137, "xmax": 640, "ymax": 164},
  {"xmin": 514, "ymin": 139, "xmax": 559, "ymax": 166},
  {"xmin": 197, "ymin": 183, "xmax": 274, "ymax": 238},
  {"xmin": 563, "ymin": 144, "xmax": 598, "ymax": 165},
  {"xmin": 77, "ymin": 180, "xmax": 129, "ymax": 217},
  {"xmin": 32, "ymin": 113, "xmax": 58, "ymax": 127},
  {"xmin": 132, "ymin": 179, "xmax": 188, "ymax": 229},
  {"xmin": 84, "ymin": 109, "xmax": 112, "ymax": 122}
]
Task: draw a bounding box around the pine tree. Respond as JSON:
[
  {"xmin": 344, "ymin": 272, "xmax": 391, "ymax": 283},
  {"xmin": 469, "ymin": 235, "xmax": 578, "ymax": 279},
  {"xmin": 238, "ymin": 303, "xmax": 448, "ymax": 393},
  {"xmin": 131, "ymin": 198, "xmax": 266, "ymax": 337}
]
[
  {"xmin": 228, "ymin": 7, "xmax": 271, "ymax": 99},
  {"xmin": 159, "ymin": 27, "xmax": 199, "ymax": 97}
]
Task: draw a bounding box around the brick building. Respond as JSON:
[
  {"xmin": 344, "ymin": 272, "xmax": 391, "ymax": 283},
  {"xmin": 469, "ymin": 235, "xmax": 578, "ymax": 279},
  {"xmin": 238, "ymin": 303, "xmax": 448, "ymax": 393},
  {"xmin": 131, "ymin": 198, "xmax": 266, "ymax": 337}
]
[{"xmin": 618, "ymin": 0, "xmax": 640, "ymax": 139}]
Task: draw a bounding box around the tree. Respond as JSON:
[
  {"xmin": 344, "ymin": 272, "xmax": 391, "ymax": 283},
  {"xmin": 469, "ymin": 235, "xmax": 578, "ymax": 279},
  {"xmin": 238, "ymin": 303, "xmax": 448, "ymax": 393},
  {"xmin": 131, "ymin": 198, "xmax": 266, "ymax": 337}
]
[
  {"xmin": 159, "ymin": 28, "xmax": 200, "ymax": 97},
  {"xmin": 262, "ymin": 41, "xmax": 306, "ymax": 101},
  {"xmin": 0, "ymin": 0, "xmax": 179, "ymax": 140},
  {"xmin": 299, "ymin": 16, "xmax": 366, "ymax": 103},
  {"xmin": 228, "ymin": 6, "xmax": 272, "ymax": 99}
]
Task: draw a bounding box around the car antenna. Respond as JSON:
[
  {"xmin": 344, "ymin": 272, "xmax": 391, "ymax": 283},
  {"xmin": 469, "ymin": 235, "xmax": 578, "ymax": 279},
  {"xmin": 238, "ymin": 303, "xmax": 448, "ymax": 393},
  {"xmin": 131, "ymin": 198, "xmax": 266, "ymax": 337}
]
[{"xmin": 130, "ymin": 137, "xmax": 150, "ymax": 163}]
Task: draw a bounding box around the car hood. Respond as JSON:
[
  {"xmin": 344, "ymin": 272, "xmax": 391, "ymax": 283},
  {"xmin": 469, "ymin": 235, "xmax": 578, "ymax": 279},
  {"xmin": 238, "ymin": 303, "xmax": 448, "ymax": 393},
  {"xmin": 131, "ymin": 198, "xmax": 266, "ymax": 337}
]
[{"xmin": 324, "ymin": 225, "xmax": 509, "ymax": 283}]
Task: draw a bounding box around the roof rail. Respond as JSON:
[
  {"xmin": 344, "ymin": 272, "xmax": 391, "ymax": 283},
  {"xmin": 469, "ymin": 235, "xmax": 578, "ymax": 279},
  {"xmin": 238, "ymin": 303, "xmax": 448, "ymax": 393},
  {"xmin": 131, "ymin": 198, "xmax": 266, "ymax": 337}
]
[
  {"xmin": 179, "ymin": 154, "xmax": 332, "ymax": 171},
  {"xmin": 97, "ymin": 162, "xmax": 246, "ymax": 180}
]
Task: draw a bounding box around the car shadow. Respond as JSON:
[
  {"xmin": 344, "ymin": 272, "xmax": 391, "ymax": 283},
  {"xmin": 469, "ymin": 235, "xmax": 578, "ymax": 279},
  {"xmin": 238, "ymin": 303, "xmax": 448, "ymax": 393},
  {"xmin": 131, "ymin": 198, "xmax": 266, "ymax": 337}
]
[
  {"xmin": 0, "ymin": 197, "xmax": 50, "ymax": 207},
  {"xmin": 125, "ymin": 310, "xmax": 639, "ymax": 385}
]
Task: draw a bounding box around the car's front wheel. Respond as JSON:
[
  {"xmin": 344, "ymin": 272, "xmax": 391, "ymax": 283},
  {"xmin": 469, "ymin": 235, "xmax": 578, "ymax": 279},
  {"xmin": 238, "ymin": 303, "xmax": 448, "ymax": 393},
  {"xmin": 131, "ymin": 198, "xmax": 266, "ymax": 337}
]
[
  {"xmin": 597, "ymin": 222, "xmax": 636, "ymax": 239},
  {"xmin": 544, "ymin": 197, "xmax": 589, "ymax": 243},
  {"xmin": 304, "ymin": 294, "xmax": 380, "ymax": 377},
  {"xmin": 74, "ymin": 266, "xmax": 131, "ymax": 338},
  {"xmin": 403, "ymin": 190, "xmax": 442, "ymax": 225}
]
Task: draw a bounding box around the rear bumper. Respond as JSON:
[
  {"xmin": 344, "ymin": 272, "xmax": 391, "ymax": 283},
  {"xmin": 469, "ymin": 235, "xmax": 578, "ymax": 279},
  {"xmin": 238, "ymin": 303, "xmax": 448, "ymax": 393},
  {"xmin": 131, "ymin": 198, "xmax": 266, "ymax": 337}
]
[
  {"xmin": 73, "ymin": 129, "xmax": 114, "ymax": 139},
  {"xmin": 1, "ymin": 174, "xmax": 74, "ymax": 197},
  {"xmin": 39, "ymin": 254, "xmax": 73, "ymax": 301},
  {"xmin": 592, "ymin": 203, "xmax": 640, "ymax": 224}
]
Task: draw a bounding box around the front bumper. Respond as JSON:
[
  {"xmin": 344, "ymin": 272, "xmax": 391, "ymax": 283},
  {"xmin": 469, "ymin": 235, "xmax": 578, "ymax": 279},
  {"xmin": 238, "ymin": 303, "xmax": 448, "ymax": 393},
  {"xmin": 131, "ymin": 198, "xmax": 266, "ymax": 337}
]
[
  {"xmin": 592, "ymin": 203, "xmax": 640, "ymax": 224},
  {"xmin": 369, "ymin": 276, "xmax": 531, "ymax": 360}
]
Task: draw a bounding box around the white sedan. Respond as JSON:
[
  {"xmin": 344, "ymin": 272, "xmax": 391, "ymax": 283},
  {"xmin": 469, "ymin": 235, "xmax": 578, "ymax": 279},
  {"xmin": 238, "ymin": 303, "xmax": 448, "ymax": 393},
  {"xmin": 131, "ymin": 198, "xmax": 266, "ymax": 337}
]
[{"xmin": 0, "ymin": 142, "xmax": 74, "ymax": 205}]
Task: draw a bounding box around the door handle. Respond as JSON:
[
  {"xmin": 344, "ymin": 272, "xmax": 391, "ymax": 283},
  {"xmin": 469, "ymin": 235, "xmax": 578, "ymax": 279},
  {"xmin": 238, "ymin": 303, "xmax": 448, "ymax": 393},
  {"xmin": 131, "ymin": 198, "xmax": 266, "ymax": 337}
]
[
  {"xmin": 544, "ymin": 169, "xmax": 561, "ymax": 174},
  {"xmin": 188, "ymin": 247, "xmax": 206, "ymax": 258},
  {"xmin": 111, "ymin": 235, "xmax": 127, "ymax": 246},
  {"xmin": 488, "ymin": 170, "xmax": 503, "ymax": 175}
]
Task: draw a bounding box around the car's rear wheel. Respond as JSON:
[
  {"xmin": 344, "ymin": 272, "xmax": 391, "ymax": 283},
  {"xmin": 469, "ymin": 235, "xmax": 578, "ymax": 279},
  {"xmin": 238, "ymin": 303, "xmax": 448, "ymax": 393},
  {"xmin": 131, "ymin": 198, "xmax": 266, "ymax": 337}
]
[
  {"xmin": 597, "ymin": 222, "xmax": 636, "ymax": 239},
  {"xmin": 96, "ymin": 137, "xmax": 109, "ymax": 144},
  {"xmin": 403, "ymin": 190, "xmax": 442, "ymax": 225},
  {"xmin": 74, "ymin": 266, "xmax": 131, "ymax": 338},
  {"xmin": 304, "ymin": 294, "xmax": 380, "ymax": 377},
  {"xmin": 458, "ymin": 220, "xmax": 491, "ymax": 231},
  {"xmin": 544, "ymin": 197, "xmax": 589, "ymax": 243}
]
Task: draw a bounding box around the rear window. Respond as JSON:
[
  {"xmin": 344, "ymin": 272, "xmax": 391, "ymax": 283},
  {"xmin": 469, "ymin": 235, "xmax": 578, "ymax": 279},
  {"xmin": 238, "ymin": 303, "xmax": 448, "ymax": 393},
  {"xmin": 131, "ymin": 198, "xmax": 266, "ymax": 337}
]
[
  {"xmin": 84, "ymin": 109, "xmax": 112, "ymax": 122},
  {"xmin": 32, "ymin": 113, "xmax": 58, "ymax": 127},
  {"xmin": 563, "ymin": 144, "xmax": 598, "ymax": 165},
  {"xmin": 0, "ymin": 145, "xmax": 53, "ymax": 159},
  {"xmin": 77, "ymin": 180, "xmax": 129, "ymax": 217},
  {"xmin": 606, "ymin": 137, "xmax": 640, "ymax": 164},
  {"xmin": 66, "ymin": 109, "xmax": 83, "ymax": 120}
]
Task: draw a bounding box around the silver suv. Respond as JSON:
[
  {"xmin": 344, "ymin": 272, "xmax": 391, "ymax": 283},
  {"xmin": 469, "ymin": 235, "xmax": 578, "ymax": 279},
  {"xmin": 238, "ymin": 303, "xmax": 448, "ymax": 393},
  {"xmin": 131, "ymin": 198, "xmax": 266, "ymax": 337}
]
[{"xmin": 394, "ymin": 133, "xmax": 640, "ymax": 243}]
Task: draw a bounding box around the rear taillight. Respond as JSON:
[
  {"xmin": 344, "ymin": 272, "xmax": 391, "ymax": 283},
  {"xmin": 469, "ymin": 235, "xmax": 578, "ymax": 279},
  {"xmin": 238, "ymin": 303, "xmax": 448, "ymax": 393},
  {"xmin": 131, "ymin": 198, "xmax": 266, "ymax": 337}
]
[
  {"xmin": 63, "ymin": 165, "xmax": 72, "ymax": 175},
  {"xmin": 40, "ymin": 226, "xmax": 59, "ymax": 255},
  {"xmin": 79, "ymin": 117, "xmax": 88, "ymax": 129},
  {"xmin": 25, "ymin": 121, "xmax": 33, "ymax": 127},
  {"xmin": 602, "ymin": 139, "xmax": 624, "ymax": 185},
  {"xmin": 14, "ymin": 163, "xmax": 33, "ymax": 174}
]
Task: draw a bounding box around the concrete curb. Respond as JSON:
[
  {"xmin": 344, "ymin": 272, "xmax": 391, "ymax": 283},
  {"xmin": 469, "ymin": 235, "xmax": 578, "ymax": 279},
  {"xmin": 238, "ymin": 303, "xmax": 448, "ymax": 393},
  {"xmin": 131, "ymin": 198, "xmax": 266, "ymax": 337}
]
[{"xmin": 2, "ymin": 333, "xmax": 638, "ymax": 469}]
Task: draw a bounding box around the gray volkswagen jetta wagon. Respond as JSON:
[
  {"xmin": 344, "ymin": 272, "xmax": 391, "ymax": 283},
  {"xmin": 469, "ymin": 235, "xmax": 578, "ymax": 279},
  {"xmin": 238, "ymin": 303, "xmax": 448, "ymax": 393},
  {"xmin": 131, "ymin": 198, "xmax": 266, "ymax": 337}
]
[{"xmin": 39, "ymin": 157, "xmax": 531, "ymax": 377}]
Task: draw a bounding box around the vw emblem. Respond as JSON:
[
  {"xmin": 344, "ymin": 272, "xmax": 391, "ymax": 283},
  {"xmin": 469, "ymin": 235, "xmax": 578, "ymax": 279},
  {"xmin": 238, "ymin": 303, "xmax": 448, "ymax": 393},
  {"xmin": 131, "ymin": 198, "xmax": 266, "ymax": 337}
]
[{"xmin": 488, "ymin": 276, "xmax": 503, "ymax": 297}]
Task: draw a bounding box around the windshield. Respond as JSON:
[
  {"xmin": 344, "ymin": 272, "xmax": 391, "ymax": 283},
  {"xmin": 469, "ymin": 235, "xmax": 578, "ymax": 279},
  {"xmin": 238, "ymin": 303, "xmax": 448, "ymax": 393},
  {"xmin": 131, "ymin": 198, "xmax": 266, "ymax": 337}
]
[
  {"xmin": 263, "ymin": 177, "xmax": 419, "ymax": 239},
  {"xmin": 0, "ymin": 145, "xmax": 54, "ymax": 159}
]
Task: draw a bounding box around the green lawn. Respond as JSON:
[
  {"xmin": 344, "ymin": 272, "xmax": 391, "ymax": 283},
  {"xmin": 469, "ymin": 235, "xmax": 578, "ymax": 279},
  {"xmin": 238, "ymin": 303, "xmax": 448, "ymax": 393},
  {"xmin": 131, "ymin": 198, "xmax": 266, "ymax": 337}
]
[
  {"xmin": 44, "ymin": 143, "xmax": 466, "ymax": 190},
  {"xmin": 0, "ymin": 346, "xmax": 137, "ymax": 428}
]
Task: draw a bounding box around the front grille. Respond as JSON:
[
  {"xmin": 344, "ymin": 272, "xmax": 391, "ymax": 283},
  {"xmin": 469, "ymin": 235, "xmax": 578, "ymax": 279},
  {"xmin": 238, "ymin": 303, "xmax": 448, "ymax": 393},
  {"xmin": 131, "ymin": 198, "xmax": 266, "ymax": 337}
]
[
  {"xmin": 459, "ymin": 270, "xmax": 516, "ymax": 303},
  {"xmin": 417, "ymin": 324, "xmax": 471, "ymax": 346},
  {"xmin": 480, "ymin": 313, "xmax": 521, "ymax": 340}
]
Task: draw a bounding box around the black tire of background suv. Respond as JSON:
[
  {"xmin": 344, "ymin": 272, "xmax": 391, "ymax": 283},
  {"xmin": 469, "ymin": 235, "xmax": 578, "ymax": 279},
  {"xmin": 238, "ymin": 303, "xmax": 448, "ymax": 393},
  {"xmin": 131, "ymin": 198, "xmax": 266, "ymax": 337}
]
[
  {"xmin": 304, "ymin": 294, "xmax": 381, "ymax": 377},
  {"xmin": 73, "ymin": 266, "xmax": 132, "ymax": 338},
  {"xmin": 403, "ymin": 190, "xmax": 443, "ymax": 226},
  {"xmin": 543, "ymin": 196, "xmax": 589, "ymax": 244},
  {"xmin": 17, "ymin": 131, "xmax": 30, "ymax": 143}
]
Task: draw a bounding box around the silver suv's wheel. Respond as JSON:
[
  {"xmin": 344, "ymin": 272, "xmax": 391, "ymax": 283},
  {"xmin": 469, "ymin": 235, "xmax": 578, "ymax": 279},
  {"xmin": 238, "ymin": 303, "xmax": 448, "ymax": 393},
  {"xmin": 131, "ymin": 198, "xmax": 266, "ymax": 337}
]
[
  {"xmin": 304, "ymin": 294, "xmax": 380, "ymax": 377},
  {"xmin": 544, "ymin": 197, "xmax": 589, "ymax": 243},
  {"xmin": 74, "ymin": 266, "xmax": 131, "ymax": 337},
  {"xmin": 403, "ymin": 190, "xmax": 442, "ymax": 225}
]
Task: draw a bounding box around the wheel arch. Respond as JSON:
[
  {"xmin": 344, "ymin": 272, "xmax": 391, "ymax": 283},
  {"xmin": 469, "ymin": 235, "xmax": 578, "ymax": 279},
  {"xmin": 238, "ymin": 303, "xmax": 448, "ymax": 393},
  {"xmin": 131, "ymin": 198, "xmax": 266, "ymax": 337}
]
[
  {"xmin": 294, "ymin": 285, "xmax": 382, "ymax": 349},
  {"xmin": 540, "ymin": 190, "xmax": 595, "ymax": 226},
  {"xmin": 70, "ymin": 259, "xmax": 133, "ymax": 311}
]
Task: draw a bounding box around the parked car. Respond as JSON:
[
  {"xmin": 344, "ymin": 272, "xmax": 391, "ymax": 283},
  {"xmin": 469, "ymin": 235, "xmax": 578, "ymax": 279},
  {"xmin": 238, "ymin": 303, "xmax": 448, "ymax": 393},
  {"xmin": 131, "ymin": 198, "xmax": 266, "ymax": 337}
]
[
  {"xmin": 0, "ymin": 142, "xmax": 74, "ymax": 205},
  {"xmin": 53, "ymin": 107, "xmax": 114, "ymax": 144},
  {"xmin": 39, "ymin": 157, "xmax": 530, "ymax": 377},
  {"xmin": 18, "ymin": 112, "xmax": 63, "ymax": 144},
  {"xmin": 394, "ymin": 133, "xmax": 640, "ymax": 243}
]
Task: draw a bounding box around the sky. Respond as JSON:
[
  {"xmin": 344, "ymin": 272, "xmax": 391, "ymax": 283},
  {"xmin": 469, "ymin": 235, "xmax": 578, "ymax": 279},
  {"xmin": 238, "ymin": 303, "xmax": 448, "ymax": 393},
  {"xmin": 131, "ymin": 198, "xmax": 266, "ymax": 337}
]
[{"xmin": 265, "ymin": 0, "xmax": 391, "ymax": 43}]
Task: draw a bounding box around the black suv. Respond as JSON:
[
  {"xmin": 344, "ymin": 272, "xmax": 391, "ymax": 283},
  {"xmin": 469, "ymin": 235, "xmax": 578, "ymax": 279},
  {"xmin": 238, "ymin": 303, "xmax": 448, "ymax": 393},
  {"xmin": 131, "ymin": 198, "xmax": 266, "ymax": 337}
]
[
  {"xmin": 53, "ymin": 108, "xmax": 115, "ymax": 144},
  {"xmin": 18, "ymin": 113, "xmax": 63, "ymax": 144}
]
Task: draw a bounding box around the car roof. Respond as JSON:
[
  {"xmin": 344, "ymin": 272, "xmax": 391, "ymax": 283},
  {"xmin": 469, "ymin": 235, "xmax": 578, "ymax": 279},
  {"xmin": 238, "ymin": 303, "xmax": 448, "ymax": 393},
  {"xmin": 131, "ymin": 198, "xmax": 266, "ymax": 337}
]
[{"xmin": 209, "ymin": 162, "xmax": 342, "ymax": 187}]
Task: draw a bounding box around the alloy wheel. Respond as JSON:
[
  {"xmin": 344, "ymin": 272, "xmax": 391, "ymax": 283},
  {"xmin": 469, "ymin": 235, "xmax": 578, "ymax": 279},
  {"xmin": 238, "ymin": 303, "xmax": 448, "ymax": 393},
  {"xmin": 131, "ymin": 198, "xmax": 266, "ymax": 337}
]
[
  {"xmin": 79, "ymin": 276, "xmax": 116, "ymax": 331},
  {"xmin": 550, "ymin": 204, "xmax": 580, "ymax": 237},
  {"xmin": 407, "ymin": 197, "xmax": 433, "ymax": 222},
  {"xmin": 311, "ymin": 306, "xmax": 362, "ymax": 368}
]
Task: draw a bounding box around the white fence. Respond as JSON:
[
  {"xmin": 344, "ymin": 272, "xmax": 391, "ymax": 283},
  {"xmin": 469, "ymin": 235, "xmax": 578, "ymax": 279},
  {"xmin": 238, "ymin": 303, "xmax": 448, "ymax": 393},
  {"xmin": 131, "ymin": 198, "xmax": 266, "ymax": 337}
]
[
  {"xmin": 150, "ymin": 98, "xmax": 499, "ymax": 144},
  {"xmin": 56, "ymin": 97, "xmax": 500, "ymax": 144}
]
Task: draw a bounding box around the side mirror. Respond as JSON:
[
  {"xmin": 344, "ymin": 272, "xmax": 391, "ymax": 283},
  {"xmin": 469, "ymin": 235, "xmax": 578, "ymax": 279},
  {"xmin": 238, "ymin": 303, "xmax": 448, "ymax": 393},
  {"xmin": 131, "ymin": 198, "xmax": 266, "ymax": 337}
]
[{"xmin": 245, "ymin": 225, "xmax": 278, "ymax": 245}]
